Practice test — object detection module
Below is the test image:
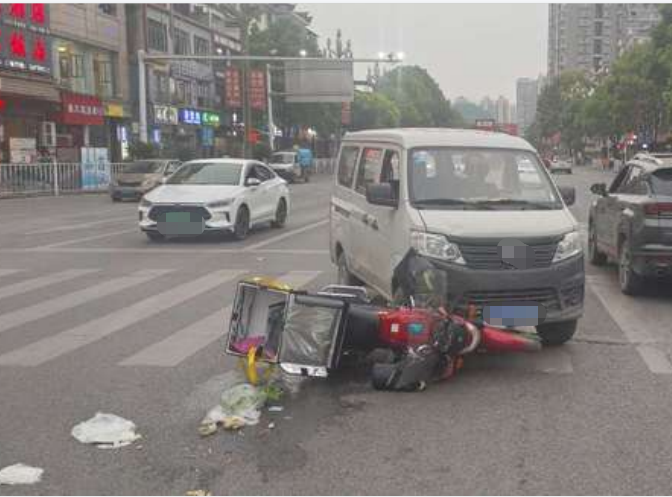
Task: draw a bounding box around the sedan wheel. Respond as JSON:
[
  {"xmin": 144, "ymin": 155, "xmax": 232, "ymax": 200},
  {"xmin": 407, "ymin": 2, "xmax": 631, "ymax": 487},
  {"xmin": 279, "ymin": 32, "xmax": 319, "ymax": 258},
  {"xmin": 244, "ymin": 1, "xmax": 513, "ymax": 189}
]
[
  {"xmin": 588, "ymin": 223, "xmax": 607, "ymax": 266},
  {"xmin": 233, "ymin": 206, "xmax": 250, "ymax": 241},
  {"xmin": 271, "ymin": 199, "xmax": 288, "ymax": 229}
]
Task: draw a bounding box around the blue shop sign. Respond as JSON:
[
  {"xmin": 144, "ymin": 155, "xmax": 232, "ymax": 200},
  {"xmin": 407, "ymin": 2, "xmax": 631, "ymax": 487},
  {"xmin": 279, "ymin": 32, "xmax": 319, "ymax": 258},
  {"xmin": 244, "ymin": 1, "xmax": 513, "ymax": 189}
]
[{"xmin": 179, "ymin": 109, "xmax": 202, "ymax": 125}]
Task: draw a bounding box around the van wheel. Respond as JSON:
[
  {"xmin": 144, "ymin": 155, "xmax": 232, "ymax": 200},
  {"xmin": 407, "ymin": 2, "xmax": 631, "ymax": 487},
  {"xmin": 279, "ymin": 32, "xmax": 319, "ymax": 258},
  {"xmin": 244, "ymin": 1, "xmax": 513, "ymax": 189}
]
[
  {"xmin": 536, "ymin": 320, "xmax": 577, "ymax": 346},
  {"xmin": 337, "ymin": 252, "xmax": 358, "ymax": 286}
]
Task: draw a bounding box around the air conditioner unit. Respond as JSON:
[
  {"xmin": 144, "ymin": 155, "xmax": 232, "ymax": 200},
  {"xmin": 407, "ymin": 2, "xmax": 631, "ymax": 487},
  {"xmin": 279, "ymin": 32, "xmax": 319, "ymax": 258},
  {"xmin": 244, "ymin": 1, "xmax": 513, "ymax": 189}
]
[{"xmin": 41, "ymin": 121, "xmax": 57, "ymax": 148}]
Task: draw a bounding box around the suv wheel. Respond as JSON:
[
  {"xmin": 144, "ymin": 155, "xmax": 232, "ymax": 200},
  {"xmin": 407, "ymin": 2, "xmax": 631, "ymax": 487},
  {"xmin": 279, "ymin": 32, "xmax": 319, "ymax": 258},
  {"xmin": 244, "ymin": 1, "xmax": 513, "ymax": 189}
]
[
  {"xmin": 619, "ymin": 242, "xmax": 643, "ymax": 295},
  {"xmin": 588, "ymin": 223, "xmax": 607, "ymax": 266},
  {"xmin": 536, "ymin": 320, "xmax": 577, "ymax": 346}
]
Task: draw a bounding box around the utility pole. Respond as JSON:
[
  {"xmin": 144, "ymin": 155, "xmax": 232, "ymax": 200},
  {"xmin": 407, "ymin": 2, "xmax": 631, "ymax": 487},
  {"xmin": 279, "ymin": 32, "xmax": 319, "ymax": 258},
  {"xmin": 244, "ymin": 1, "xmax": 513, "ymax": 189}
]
[
  {"xmin": 240, "ymin": 18, "xmax": 251, "ymax": 159},
  {"xmin": 266, "ymin": 63, "xmax": 275, "ymax": 152}
]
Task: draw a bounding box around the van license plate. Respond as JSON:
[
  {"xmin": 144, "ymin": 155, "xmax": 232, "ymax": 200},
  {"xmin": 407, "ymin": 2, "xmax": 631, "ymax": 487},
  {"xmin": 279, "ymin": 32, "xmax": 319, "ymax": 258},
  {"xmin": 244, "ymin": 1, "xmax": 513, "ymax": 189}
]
[{"xmin": 483, "ymin": 304, "xmax": 543, "ymax": 327}]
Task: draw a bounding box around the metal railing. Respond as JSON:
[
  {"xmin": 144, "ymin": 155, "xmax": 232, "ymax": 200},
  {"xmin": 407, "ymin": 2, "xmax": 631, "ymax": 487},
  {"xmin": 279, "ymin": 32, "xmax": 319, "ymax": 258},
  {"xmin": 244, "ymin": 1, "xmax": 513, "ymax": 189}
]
[{"xmin": 0, "ymin": 160, "xmax": 336, "ymax": 198}]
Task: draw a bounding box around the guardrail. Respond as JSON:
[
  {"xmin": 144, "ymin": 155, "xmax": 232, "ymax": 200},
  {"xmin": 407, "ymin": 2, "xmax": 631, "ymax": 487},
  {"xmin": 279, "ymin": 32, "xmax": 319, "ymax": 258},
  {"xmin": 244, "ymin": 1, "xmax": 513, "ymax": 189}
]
[{"xmin": 0, "ymin": 159, "xmax": 337, "ymax": 199}]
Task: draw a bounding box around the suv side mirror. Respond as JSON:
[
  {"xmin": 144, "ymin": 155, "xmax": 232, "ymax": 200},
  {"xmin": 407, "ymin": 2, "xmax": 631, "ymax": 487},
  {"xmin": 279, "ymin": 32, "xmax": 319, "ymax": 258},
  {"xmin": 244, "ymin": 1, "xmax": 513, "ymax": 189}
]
[
  {"xmin": 366, "ymin": 183, "xmax": 398, "ymax": 208},
  {"xmin": 558, "ymin": 185, "xmax": 576, "ymax": 206},
  {"xmin": 590, "ymin": 183, "xmax": 607, "ymax": 197},
  {"xmin": 245, "ymin": 177, "xmax": 262, "ymax": 187}
]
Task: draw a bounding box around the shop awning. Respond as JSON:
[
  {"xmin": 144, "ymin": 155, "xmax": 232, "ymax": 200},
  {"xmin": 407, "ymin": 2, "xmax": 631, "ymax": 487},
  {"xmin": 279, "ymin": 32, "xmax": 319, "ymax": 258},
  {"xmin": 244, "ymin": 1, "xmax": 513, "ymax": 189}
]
[{"xmin": 0, "ymin": 74, "xmax": 60, "ymax": 102}]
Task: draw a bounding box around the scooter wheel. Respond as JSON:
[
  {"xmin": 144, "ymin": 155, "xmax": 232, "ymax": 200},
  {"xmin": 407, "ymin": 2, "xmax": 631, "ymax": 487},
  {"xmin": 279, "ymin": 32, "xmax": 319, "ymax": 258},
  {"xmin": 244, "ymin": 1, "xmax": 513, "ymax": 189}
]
[{"xmin": 371, "ymin": 363, "xmax": 398, "ymax": 390}]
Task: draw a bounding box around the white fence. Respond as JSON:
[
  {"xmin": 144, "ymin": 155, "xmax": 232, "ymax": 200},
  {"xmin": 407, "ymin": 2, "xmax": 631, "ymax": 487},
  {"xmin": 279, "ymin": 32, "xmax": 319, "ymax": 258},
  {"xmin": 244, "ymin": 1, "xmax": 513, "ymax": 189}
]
[{"xmin": 0, "ymin": 160, "xmax": 336, "ymax": 198}]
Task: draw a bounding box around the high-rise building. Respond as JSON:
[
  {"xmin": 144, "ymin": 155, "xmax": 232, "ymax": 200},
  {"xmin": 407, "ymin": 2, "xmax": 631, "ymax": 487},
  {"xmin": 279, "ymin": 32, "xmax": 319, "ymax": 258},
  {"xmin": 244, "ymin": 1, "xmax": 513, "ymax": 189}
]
[
  {"xmin": 548, "ymin": 4, "xmax": 661, "ymax": 78},
  {"xmin": 479, "ymin": 96, "xmax": 496, "ymax": 119},
  {"xmin": 516, "ymin": 77, "xmax": 539, "ymax": 134},
  {"xmin": 495, "ymin": 95, "xmax": 511, "ymax": 124}
]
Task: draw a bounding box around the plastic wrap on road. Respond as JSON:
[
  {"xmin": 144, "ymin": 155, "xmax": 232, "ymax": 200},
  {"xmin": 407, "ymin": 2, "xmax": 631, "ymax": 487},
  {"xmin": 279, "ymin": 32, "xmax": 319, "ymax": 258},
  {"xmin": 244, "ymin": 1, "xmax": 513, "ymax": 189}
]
[
  {"xmin": 71, "ymin": 413, "xmax": 141, "ymax": 449},
  {"xmin": 199, "ymin": 384, "xmax": 267, "ymax": 434},
  {"xmin": 0, "ymin": 464, "xmax": 44, "ymax": 485}
]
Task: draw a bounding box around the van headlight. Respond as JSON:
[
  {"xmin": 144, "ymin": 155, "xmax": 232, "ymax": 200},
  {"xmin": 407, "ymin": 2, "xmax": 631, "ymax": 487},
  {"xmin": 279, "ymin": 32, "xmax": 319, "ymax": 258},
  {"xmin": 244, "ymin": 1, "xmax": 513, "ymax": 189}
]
[
  {"xmin": 553, "ymin": 231, "xmax": 582, "ymax": 263},
  {"xmin": 411, "ymin": 231, "xmax": 465, "ymax": 264}
]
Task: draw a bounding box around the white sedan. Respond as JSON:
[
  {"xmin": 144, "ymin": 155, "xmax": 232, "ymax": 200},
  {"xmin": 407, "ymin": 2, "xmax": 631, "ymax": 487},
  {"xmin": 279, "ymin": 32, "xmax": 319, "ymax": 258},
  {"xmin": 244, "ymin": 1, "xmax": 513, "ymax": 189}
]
[{"xmin": 138, "ymin": 159, "xmax": 290, "ymax": 241}]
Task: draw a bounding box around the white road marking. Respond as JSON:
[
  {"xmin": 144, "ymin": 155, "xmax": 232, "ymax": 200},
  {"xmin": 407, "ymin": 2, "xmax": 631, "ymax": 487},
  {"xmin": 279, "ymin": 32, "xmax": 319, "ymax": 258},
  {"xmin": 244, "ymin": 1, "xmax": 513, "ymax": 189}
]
[
  {"xmin": 34, "ymin": 228, "xmax": 137, "ymax": 249},
  {"xmin": 0, "ymin": 269, "xmax": 170, "ymax": 335},
  {"xmin": 0, "ymin": 269, "xmax": 21, "ymax": 278},
  {"xmin": 0, "ymin": 269, "xmax": 99, "ymax": 301},
  {"xmin": 587, "ymin": 273, "xmax": 672, "ymax": 374},
  {"xmin": 243, "ymin": 219, "xmax": 329, "ymax": 251},
  {"xmin": 24, "ymin": 216, "xmax": 131, "ymax": 235},
  {"xmin": 119, "ymin": 271, "xmax": 322, "ymax": 367},
  {"xmin": 0, "ymin": 269, "xmax": 244, "ymax": 366}
]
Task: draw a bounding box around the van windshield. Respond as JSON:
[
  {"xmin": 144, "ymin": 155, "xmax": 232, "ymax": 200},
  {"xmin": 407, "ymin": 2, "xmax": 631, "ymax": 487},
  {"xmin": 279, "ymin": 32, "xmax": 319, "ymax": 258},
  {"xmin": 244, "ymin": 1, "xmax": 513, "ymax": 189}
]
[{"xmin": 408, "ymin": 147, "xmax": 563, "ymax": 210}]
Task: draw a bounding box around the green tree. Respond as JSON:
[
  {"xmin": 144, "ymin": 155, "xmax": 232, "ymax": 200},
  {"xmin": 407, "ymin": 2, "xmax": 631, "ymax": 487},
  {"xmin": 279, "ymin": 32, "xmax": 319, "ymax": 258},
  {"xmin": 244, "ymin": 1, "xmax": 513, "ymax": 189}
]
[
  {"xmin": 376, "ymin": 66, "xmax": 463, "ymax": 127},
  {"xmin": 351, "ymin": 91, "xmax": 400, "ymax": 130}
]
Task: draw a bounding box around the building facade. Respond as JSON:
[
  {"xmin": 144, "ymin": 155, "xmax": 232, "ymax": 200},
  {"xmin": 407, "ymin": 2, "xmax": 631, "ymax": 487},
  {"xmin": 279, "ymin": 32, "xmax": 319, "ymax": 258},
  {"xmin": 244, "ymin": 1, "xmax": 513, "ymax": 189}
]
[
  {"xmin": 516, "ymin": 77, "xmax": 539, "ymax": 134},
  {"xmin": 495, "ymin": 95, "xmax": 512, "ymax": 125},
  {"xmin": 548, "ymin": 4, "xmax": 661, "ymax": 78}
]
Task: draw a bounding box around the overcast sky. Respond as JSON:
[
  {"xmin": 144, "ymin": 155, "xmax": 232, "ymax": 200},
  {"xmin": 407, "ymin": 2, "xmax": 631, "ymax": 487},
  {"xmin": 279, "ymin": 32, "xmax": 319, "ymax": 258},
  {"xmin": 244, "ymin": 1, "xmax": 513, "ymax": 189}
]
[{"xmin": 301, "ymin": 3, "xmax": 548, "ymax": 103}]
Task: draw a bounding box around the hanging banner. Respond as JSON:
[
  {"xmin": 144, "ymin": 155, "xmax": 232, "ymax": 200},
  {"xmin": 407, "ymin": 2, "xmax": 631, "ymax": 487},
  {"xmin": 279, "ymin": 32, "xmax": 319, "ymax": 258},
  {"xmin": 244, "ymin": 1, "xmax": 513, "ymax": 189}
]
[
  {"xmin": 224, "ymin": 67, "xmax": 242, "ymax": 109},
  {"xmin": 248, "ymin": 69, "xmax": 266, "ymax": 110}
]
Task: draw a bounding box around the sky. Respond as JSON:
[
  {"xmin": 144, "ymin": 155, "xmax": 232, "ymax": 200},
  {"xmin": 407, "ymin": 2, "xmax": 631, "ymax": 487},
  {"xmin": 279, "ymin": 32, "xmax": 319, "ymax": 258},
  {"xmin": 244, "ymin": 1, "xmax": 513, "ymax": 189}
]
[{"xmin": 301, "ymin": 3, "xmax": 548, "ymax": 103}]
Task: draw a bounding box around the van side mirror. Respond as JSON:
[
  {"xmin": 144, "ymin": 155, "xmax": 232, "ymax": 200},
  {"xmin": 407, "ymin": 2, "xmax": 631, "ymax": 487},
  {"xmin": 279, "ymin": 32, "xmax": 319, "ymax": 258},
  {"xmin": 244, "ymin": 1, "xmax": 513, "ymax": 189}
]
[
  {"xmin": 558, "ymin": 185, "xmax": 576, "ymax": 206},
  {"xmin": 590, "ymin": 183, "xmax": 607, "ymax": 197},
  {"xmin": 366, "ymin": 183, "xmax": 398, "ymax": 208}
]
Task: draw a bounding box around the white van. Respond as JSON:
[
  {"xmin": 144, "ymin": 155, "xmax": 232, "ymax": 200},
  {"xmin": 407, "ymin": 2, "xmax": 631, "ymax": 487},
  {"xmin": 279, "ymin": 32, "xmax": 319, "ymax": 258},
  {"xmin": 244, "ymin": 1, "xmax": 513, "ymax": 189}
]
[{"xmin": 329, "ymin": 128, "xmax": 584, "ymax": 345}]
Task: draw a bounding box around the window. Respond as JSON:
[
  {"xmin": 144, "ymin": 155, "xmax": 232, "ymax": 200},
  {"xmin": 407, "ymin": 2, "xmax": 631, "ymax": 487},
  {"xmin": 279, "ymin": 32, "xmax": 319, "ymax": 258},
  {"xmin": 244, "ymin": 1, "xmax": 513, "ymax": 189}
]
[
  {"xmin": 59, "ymin": 52, "xmax": 84, "ymax": 79},
  {"xmin": 355, "ymin": 147, "xmax": 384, "ymax": 194},
  {"xmin": 594, "ymin": 39, "xmax": 602, "ymax": 55},
  {"xmin": 618, "ymin": 166, "xmax": 644, "ymax": 193},
  {"xmin": 252, "ymin": 164, "xmax": 274, "ymax": 182},
  {"xmin": 174, "ymin": 80, "xmax": 193, "ymax": 105},
  {"xmin": 197, "ymin": 82, "xmax": 210, "ymax": 107},
  {"xmin": 98, "ymin": 4, "xmax": 117, "ymax": 16},
  {"xmin": 153, "ymin": 72, "xmax": 170, "ymax": 102},
  {"xmin": 148, "ymin": 19, "xmax": 168, "ymax": 52},
  {"xmin": 595, "ymin": 22, "xmax": 603, "ymax": 36},
  {"xmin": 93, "ymin": 55, "xmax": 114, "ymax": 98},
  {"xmin": 165, "ymin": 162, "xmax": 182, "ymax": 175},
  {"xmin": 174, "ymin": 28, "xmax": 191, "ymax": 55},
  {"xmin": 337, "ymin": 146, "xmax": 360, "ymax": 188},
  {"xmin": 595, "ymin": 4, "xmax": 604, "ymax": 18},
  {"xmin": 650, "ymin": 169, "xmax": 672, "ymax": 196},
  {"xmin": 194, "ymin": 36, "xmax": 210, "ymax": 56}
]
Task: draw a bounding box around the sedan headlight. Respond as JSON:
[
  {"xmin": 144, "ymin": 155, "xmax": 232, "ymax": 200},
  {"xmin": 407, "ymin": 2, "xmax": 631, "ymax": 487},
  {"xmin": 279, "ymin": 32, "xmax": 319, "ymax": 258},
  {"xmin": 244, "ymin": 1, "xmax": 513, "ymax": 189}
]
[
  {"xmin": 410, "ymin": 231, "xmax": 465, "ymax": 264},
  {"xmin": 139, "ymin": 197, "xmax": 152, "ymax": 209},
  {"xmin": 208, "ymin": 199, "xmax": 233, "ymax": 209},
  {"xmin": 553, "ymin": 231, "xmax": 582, "ymax": 263}
]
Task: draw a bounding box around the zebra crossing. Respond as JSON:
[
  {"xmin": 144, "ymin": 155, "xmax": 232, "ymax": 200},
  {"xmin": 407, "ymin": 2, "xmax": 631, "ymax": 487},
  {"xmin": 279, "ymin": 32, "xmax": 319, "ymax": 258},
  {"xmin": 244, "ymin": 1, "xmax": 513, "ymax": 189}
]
[
  {"xmin": 0, "ymin": 267, "xmax": 324, "ymax": 368},
  {"xmin": 0, "ymin": 265, "xmax": 669, "ymax": 376}
]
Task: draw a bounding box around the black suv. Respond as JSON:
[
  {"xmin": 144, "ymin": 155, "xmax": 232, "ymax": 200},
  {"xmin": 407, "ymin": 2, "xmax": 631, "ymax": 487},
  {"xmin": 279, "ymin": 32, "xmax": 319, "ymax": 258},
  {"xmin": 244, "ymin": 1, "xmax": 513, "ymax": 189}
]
[{"xmin": 588, "ymin": 153, "xmax": 672, "ymax": 294}]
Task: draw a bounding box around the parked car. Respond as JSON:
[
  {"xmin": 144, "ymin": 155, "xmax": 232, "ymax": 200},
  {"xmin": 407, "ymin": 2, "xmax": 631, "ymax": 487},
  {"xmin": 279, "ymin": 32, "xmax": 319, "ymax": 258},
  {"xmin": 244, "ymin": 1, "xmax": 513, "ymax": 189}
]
[
  {"xmin": 139, "ymin": 159, "xmax": 290, "ymax": 241},
  {"xmin": 268, "ymin": 151, "xmax": 298, "ymax": 181},
  {"xmin": 588, "ymin": 152, "xmax": 672, "ymax": 294},
  {"xmin": 110, "ymin": 159, "xmax": 181, "ymax": 201},
  {"xmin": 330, "ymin": 128, "xmax": 584, "ymax": 345},
  {"xmin": 549, "ymin": 156, "xmax": 573, "ymax": 174}
]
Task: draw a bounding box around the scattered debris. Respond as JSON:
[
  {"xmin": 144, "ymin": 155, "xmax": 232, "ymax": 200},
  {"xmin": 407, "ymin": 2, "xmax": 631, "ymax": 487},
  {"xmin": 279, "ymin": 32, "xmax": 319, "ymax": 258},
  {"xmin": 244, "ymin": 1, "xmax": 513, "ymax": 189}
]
[
  {"xmin": 268, "ymin": 406, "xmax": 284, "ymax": 412},
  {"xmin": 199, "ymin": 383, "xmax": 269, "ymax": 436},
  {"xmin": 71, "ymin": 412, "xmax": 141, "ymax": 449},
  {"xmin": 0, "ymin": 464, "xmax": 44, "ymax": 485},
  {"xmin": 186, "ymin": 490, "xmax": 211, "ymax": 496},
  {"xmin": 268, "ymin": 422, "xmax": 275, "ymax": 430}
]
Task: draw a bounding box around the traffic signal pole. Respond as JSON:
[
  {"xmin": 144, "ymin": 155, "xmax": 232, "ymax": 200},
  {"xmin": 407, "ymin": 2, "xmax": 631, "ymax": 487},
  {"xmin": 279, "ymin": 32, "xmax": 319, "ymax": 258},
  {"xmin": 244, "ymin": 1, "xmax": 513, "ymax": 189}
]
[{"xmin": 137, "ymin": 52, "xmax": 402, "ymax": 146}]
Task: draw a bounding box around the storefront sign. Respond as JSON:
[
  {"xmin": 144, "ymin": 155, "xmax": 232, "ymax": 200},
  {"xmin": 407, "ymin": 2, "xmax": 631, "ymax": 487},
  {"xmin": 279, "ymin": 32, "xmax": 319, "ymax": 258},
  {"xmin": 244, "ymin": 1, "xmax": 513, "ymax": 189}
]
[
  {"xmin": 9, "ymin": 137, "xmax": 36, "ymax": 163},
  {"xmin": 61, "ymin": 92, "xmax": 104, "ymax": 125},
  {"xmin": 179, "ymin": 108, "xmax": 202, "ymax": 125},
  {"xmin": 224, "ymin": 67, "xmax": 242, "ymax": 109},
  {"xmin": 154, "ymin": 105, "xmax": 178, "ymax": 125},
  {"xmin": 248, "ymin": 69, "xmax": 266, "ymax": 111},
  {"xmin": 202, "ymin": 111, "xmax": 220, "ymax": 126},
  {"xmin": 104, "ymin": 103, "xmax": 124, "ymax": 118},
  {"xmin": 0, "ymin": 4, "xmax": 52, "ymax": 75}
]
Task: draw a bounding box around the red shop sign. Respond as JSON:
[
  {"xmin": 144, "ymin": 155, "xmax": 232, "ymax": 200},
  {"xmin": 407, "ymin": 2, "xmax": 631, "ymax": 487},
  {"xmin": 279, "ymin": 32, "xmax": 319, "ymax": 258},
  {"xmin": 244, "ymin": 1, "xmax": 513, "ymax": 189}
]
[
  {"xmin": 248, "ymin": 69, "xmax": 266, "ymax": 111},
  {"xmin": 60, "ymin": 92, "xmax": 104, "ymax": 125},
  {"xmin": 224, "ymin": 67, "xmax": 242, "ymax": 109}
]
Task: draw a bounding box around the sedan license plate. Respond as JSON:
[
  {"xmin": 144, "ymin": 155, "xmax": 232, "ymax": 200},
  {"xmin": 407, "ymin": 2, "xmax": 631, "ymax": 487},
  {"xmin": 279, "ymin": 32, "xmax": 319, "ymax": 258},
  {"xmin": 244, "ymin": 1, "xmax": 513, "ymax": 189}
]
[
  {"xmin": 158, "ymin": 212, "xmax": 204, "ymax": 235},
  {"xmin": 483, "ymin": 304, "xmax": 543, "ymax": 327},
  {"xmin": 166, "ymin": 212, "xmax": 191, "ymax": 223}
]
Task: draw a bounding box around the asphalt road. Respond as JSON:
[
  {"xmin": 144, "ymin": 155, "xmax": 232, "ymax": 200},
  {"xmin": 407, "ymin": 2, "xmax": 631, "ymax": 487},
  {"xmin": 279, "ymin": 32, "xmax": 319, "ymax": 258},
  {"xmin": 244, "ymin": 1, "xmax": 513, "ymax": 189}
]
[{"xmin": 2, "ymin": 166, "xmax": 672, "ymax": 495}]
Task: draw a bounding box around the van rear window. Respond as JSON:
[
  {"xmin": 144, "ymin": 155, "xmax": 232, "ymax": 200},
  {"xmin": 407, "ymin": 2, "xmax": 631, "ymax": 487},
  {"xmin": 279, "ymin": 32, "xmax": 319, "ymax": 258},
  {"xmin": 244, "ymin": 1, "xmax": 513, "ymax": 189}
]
[{"xmin": 337, "ymin": 146, "xmax": 360, "ymax": 188}]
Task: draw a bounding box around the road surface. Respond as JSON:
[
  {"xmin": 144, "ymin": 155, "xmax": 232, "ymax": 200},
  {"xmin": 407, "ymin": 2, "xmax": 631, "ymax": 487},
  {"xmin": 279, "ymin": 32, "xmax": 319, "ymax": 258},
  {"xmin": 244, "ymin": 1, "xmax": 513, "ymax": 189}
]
[{"xmin": 1, "ymin": 166, "xmax": 672, "ymax": 495}]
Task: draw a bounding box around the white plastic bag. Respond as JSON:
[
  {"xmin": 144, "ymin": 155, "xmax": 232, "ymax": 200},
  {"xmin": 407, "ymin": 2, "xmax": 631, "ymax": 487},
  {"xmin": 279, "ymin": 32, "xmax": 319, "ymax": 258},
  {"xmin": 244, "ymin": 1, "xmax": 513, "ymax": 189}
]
[
  {"xmin": 199, "ymin": 384, "xmax": 266, "ymax": 434},
  {"xmin": 71, "ymin": 412, "xmax": 141, "ymax": 449},
  {"xmin": 0, "ymin": 464, "xmax": 44, "ymax": 485}
]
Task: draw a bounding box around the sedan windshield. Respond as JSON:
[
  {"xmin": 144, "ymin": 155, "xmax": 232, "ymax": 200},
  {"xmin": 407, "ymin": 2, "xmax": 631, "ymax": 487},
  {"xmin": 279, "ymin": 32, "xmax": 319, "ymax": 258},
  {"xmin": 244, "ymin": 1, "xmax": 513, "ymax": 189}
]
[
  {"xmin": 408, "ymin": 147, "xmax": 562, "ymax": 210},
  {"xmin": 271, "ymin": 153, "xmax": 294, "ymax": 164},
  {"xmin": 167, "ymin": 163, "xmax": 242, "ymax": 185},
  {"xmin": 123, "ymin": 161, "xmax": 164, "ymax": 174}
]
